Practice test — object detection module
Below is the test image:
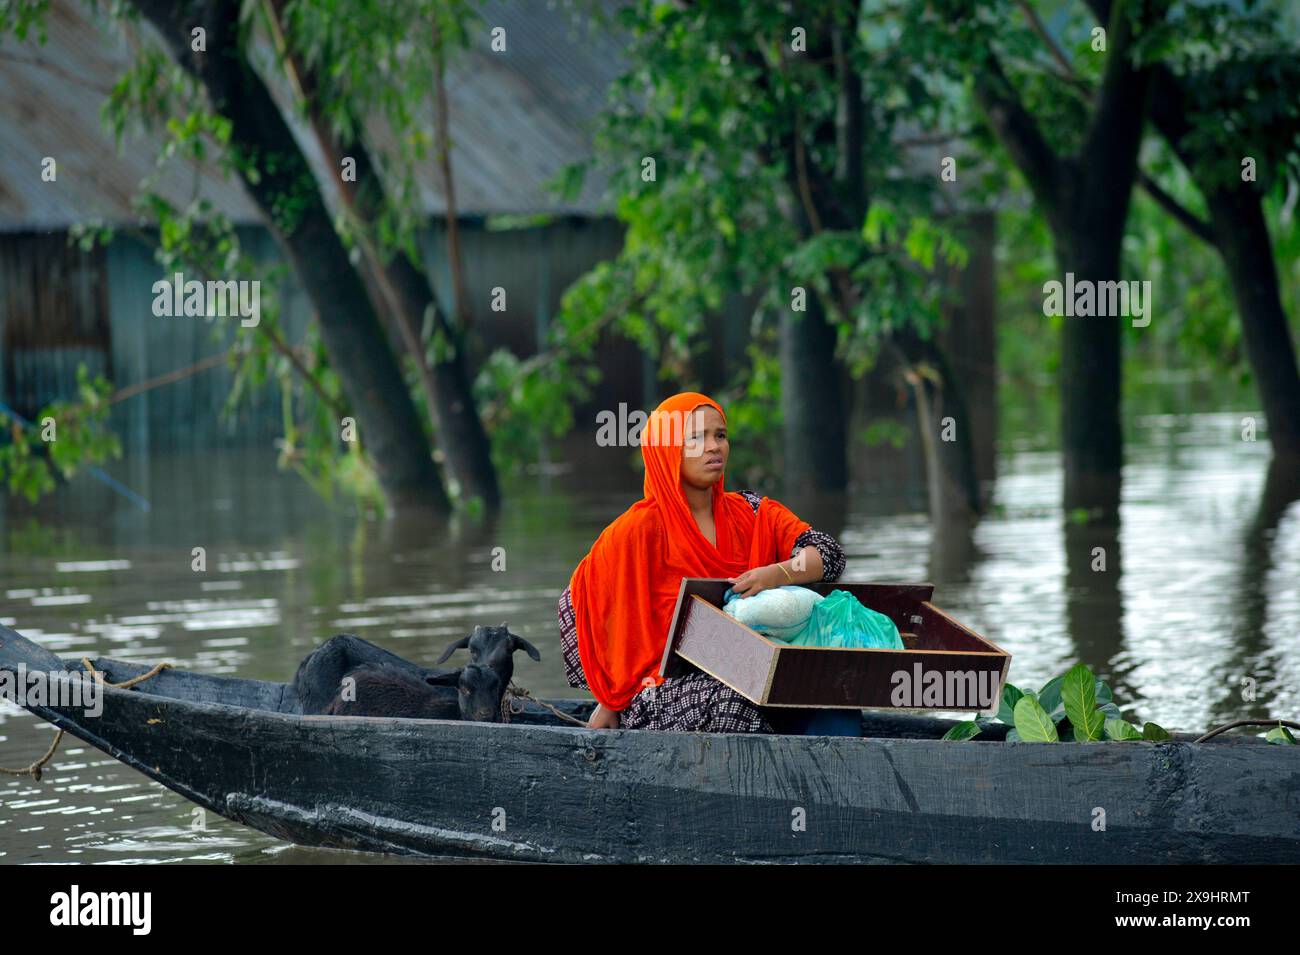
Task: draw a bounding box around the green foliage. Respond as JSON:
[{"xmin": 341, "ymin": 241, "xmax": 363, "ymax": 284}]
[
  {"xmin": 1104, "ymin": 718, "xmax": 1144, "ymax": 741},
  {"xmin": 1139, "ymin": 1, "xmax": 1300, "ymax": 193},
  {"xmin": 992, "ymin": 128, "xmax": 1286, "ymax": 448},
  {"xmin": 0, "ymin": 0, "xmax": 49, "ymax": 42},
  {"xmin": 0, "ymin": 426, "xmax": 56, "ymax": 502},
  {"xmin": 1060, "ymin": 663, "xmax": 1107, "ymax": 741},
  {"xmin": 0, "ymin": 369, "xmax": 121, "ymax": 503},
  {"xmin": 486, "ymin": 0, "xmax": 972, "ymax": 460},
  {"xmin": 859, "ymin": 418, "xmax": 909, "ymax": 450},
  {"xmin": 1265, "ymin": 725, "xmax": 1298, "ymax": 745},
  {"xmin": 100, "ymin": 108, "xmax": 373, "ymax": 508},
  {"xmin": 273, "ymin": 0, "xmax": 479, "ymax": 261},
  {"xmin": 472, "ymin": 346, "xmax": 598, "ymax": 477},
  {"xmin": 941, "ymin": 719, "xmax": 984, "ymax": 741},
  {"xmin": 1, "ymin": 5, "xmax": 119, "ymax": 535},
  {"xmin": 1141, "ymin": 721, "xmax": 1173, "ymax": 742},
  {"xmin": 946, "ymin": 662, "xmax": 1171, "ymax": 743},
  {"xmin": 8, "ymin": 0, "xmax": 1300, "ymax": 503},
  {"xmin": 1103, "ymin": 717, "xmax": 1172, "ymax": 741},
  {"xmin": 1013, "ymin": 695, "xmax": 1060, "ymax": 742},
  {"xmin": 711, "ymin": 340, "xmax": 783, "ymax": 487},
  {"xmin": 995, "ymin": 682, "xmax": 1025, "ymax": 724},
  {"xmin": 907, "ymin": 0, "xmax": 1300, "ymax": 447}
]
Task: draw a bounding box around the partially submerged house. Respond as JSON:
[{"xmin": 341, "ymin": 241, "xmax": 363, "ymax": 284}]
[{"xmin": 0, "ymin": 0, "xmax": 640, "ymax": 456}]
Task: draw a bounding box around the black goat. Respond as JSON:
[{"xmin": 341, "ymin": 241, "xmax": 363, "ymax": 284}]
[
  {"xmin": 323, "ymin": 661, "xmax": 500, "ymax": 722},
  {"xmin": 434, "ymin": 623, "xmax": 541, "ymax": 689},
  {"xmin": 292, "ymin": 632, "xmax": 456, "ymax": 715},
  {"xmin": 292, "ymin": 627, "xmax": 540, "ymax": 722}
]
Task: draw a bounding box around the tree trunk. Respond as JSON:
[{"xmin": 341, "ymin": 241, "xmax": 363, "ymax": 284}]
[
  {"xmin": 894, "ymin": 330, "xmax": 982, "ymax": 531},
  {"xmin": 973, "ymin": 0, "xmax": 1157, "ymax": 518},
  {"xmin": 779, "ymin": 293, "xmax": 848, "ymax": 500},
  {"xmin": 1138, "ymin": 54, "xmax": 1300, "ymax": 465},
  {"xmin": 377, "ymin": 245, "xmax": 501, "ymax": 507},
  {"xmin": 132, "ymin": 0, "xmax": 446, "ymax": 511},
  {"xmin": 263, "ymin": 0, "xmax": 500, "ymax": 508},
  {"xmin": 938, "ymin": 211, "xmax": 998, "ymax": 504},
  {"xmin": 747, "ymin": 11, "xmax": 980, "ymax": 513},
  {"xmin": 1054, "ymin": 222, "xmax": 1125, "ymax": 516},
  {"xmin": 1204, "ymin": 187, "xmax": 1300, "ymax": 460},
  {"xmin": 774, "ymin": 22, "xmax": 852, "ymax": 501}
]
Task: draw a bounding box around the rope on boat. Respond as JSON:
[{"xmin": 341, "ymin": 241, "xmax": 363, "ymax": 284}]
[
  {"xmin": 0, "ymin": 729, "xmax": 65, "ymax": 781},
  {"xmin": 1194, "ymin": 718, "xmax": 1300, "ymax": 743},
  {"xmin": 0, "ymin": 659, "xmax": 173, "ymax": 781},
  {"xmin": 80, "ymin": 658, "xmax": 174, "ymax": 689},
  {"xmin": 501, "ymin": 684, "xmax": 588, "ymax": 727}
]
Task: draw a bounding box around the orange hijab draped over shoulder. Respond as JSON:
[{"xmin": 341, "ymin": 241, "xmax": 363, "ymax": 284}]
[{"xmin": 568, "ymin": 392, "xmax": 811, "ymax": 711}]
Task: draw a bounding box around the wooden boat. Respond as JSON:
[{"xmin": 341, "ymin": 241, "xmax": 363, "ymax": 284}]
[{"xmin": 2, "ymin": 622, "xmax": 1298, "ymax": 864}]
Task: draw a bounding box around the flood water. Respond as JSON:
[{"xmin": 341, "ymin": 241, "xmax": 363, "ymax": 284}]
[{"xmin": 1, "ymin": 410, "xmax": 1297, "ymax": 863}]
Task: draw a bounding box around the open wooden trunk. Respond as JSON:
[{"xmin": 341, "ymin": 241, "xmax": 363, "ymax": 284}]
[{"xmin": 659, "ymin": 580, "xmax": 1011, "ymax": 712}]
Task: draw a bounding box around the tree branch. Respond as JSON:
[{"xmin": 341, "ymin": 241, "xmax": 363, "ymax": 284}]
[
  {"xmin": 1138, "ymin": 170, "xmax": 1215, "ymax": 245},
  {"xmin": 431, "ymin": 19, "xmax": 473, "ymax": 333},
  {"xmin": 1077, "ymin": 0, "xmax": 1211, "ymax": 247},
  {"xmin": 1015, "ymin": 0, "xmax": 1075, "ymax": 77},
  {"xmin": 1080, "ymin": 0, "xmax": 1157, "ymax": 181},
  {"xmin": 971, "ymin": 52, "xmax": 1062, "ymax": 210}
]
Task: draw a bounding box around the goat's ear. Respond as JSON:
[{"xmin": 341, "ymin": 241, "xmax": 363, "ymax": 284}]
[
  {"xmin": 511, "ymin": 633, "xmax": 542, "ymax": 662},
  {"xmin": 434, "ymin": 634, "xmax": 472, "ymax": 664},
  {"xmin": 424, "ymin": 668, "xmax": 461, "ymax": 687}
]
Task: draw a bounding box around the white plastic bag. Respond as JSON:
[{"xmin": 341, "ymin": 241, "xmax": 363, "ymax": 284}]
[{"xmin": 722, "ymin": 585, "xmax": 824, "ymax": 641}]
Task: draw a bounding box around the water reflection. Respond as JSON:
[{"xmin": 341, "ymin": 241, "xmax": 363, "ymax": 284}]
[
  {"xmin": 927, "ymin": 516, "xmax": 980, "ymax": 586},
  {"xmin": 1, "ymin": 414, "xmax": 1297, "ymax": 863},
  {"xmin": 1209, "ymin": 456, "xmax": 1300, "ymax": 724},
  {"xmin": 1063, "ymin": 516, "xmax": 1129, "ymax": 707}
]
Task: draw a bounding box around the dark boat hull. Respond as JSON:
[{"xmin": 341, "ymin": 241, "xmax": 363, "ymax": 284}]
[{"xmin": 3, "ymin": 625, "xmax": 1298, "ymax": 863}]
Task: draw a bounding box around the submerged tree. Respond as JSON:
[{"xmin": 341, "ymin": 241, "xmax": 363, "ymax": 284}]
[
  {"xmin": 519, "ymin": 0, "xmax": 982, "ymax": 523},
  {"xmin": 1, "ymin": 0, "xmax": 501, "ymax": 513},
  {"xmin": 1121, "ymin": 0, "xmax": 1300, "ymax": 467},
  {"xmin": 903, "ymin": 0, "xmax": 1170, "ymax": 517},
  {"xmin": 908, "ymin": 0, "xmax": 1300, "ymax": 518}
]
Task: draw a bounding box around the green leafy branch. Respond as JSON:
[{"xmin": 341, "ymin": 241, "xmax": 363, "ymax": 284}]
[
  {"xmin": 0, "ymin": 369, "xmax": 121, "ymax": 503},
  {"xmin": 942, "ymin": 662, "xmax": 1173, "ymax": 743}
]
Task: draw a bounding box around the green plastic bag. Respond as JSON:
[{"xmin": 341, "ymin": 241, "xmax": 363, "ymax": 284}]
[{"xmin": 788, "ymin": 589, "xmax": 903, "ymax": 649}]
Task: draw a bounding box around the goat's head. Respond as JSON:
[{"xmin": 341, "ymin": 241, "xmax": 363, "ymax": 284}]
[
  {"xmin": 434, "ymin": 623, "xmax": 540, "ymax": 689},
  {"xmin": 456, "ymin": 663, "xmax": 505, "ymax": 723}
]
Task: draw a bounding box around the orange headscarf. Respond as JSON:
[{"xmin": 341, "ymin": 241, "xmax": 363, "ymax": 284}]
[{"xmin": 568, "ymin": 392, "xmax": 811, "ymax": 711}]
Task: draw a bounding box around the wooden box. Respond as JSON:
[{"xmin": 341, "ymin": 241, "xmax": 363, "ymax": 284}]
[{"xmin": 658, "ymin": 579, "xmax": 1011, "ymax": 712}]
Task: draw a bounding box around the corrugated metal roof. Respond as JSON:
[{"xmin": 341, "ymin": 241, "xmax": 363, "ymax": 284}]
[
  {"xmin": 0, "ymin": 0, "xmax": 628, "ymax": 231},
  {"xmin": 428, "ymin": 0, "xmax": 627, "ymax": 214}
]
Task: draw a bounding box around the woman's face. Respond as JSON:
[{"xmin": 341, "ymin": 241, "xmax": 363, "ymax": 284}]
[{"xmin": 680, "ymin": 405, "xmax": 729, "ymax": 491}]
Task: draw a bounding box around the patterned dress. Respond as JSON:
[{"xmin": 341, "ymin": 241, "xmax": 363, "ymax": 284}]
[{"xmin": 558, "ymin": 489, "xmax": 846, "ymax": 733}]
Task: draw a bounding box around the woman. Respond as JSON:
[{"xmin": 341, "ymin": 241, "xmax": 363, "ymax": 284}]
[{"xmin": 557, "ymin": 391, "xmax": 846, "ymax": 733}]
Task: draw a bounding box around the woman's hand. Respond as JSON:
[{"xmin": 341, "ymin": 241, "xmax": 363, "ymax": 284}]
[
  {"xmin": 587, "ymin": 703, "xmax": 621, "ymax": 729},
  {"xmin": 728, "ymin": 564, "xmax": 786, "ymax": 599}
]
